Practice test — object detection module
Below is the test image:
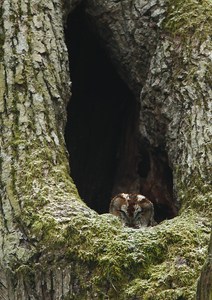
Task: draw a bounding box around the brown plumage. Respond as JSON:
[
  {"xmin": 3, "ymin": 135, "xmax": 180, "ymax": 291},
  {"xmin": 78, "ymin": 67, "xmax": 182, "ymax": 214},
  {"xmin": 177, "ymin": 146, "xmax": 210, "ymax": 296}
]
[{"xmin": 109, "ymin": 193, "xmax": 156, "ymax": 228}]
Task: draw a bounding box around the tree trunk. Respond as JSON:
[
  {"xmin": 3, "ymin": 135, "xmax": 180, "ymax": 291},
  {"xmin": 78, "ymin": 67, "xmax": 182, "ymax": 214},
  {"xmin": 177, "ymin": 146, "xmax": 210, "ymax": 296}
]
[
  {"xmin": 85, "ymin": 0, "xmax": 212, "ymax": 212},
  {"xmin": 197, "ymin": 228, "xmax": 212, "ymax": 300},
  {"xmin": 0, "ymin": 0, "xmax": 211, "ymax": 299}
]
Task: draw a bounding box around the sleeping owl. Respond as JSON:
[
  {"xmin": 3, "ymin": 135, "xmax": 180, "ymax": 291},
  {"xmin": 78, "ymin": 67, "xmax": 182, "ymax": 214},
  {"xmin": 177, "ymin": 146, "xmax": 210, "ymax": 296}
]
[{"xmin": 109, "ymin": 193, "xmax": 156, "ymax": 228}]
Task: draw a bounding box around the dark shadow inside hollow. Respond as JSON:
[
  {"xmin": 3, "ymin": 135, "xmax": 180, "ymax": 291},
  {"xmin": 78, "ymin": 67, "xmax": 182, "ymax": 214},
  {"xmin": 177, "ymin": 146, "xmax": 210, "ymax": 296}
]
[
  {"xmin": 137, "ymin": 141, "xmax": 177, "ymax": 222},
  {"xmin": 64, "ymin": 5, "xmax": 134, "ymax": 214},
  {"xmin": 64, "ymin": 5, "xmax": 177, "ymax": 221}
]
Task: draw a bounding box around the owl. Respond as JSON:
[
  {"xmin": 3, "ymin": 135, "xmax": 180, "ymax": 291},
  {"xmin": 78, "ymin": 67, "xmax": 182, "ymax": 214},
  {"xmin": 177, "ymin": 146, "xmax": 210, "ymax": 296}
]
[{"xmin": 109, "ymin": 193, "xmax": 155, "ymax": 228}]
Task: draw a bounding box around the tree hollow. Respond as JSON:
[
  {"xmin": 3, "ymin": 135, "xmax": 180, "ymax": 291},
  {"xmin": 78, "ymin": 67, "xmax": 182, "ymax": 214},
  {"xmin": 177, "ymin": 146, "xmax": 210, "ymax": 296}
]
[{"xmin": 65, "ymin": 5, "xmax": 177, "ymax": 222}]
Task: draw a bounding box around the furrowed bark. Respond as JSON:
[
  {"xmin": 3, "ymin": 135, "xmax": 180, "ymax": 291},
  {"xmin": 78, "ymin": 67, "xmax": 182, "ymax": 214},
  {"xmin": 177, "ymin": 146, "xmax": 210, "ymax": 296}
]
[
  {"xmin": 0, "ymin": 0, "xmax": 211, "ymax": 299},
  {"xmin": 196, "ymin": 228, "xmax": 212, "ymax": 300},
  {"xmin": 0, "ymin": 0, "xmax": 91, "ymax": 297}
]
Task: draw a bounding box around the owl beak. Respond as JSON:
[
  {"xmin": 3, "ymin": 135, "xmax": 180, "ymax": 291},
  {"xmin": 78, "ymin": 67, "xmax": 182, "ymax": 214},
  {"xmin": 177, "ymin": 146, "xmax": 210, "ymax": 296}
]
[{"xmin": 128, "ymin": 218, "xmax": 135, "ymax": 227}]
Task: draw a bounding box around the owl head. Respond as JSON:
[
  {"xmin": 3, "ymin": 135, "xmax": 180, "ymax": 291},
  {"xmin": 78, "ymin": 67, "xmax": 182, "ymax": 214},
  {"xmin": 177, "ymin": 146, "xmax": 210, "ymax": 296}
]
[{"xmin": 109, "ymin": 193, "xmax": 155, "ymax": 228}]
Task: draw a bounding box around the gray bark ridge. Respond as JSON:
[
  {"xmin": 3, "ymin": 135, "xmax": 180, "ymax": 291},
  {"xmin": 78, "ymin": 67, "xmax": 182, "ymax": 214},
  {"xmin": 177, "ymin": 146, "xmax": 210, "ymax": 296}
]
[{"xmin": 0, "ymin": 0, "xmax": 211, "ymax": 299}]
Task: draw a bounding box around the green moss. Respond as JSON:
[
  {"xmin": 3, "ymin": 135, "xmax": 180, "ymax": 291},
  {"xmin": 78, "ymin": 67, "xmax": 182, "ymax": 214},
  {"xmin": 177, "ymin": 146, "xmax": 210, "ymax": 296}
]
[
  {"xmin": 175, "ymin": 167, "xmax": 212, "ymax": 215},
  {"xmin": 118, "ymin": 213, "xmax": 210, "ymax": 299},
  {"xmin": 6, "ymin": 171, "xmax": 208, "ymax": 300},
  {"xmin": 14, "ymin": 208, "xmax": 209, "ymax": 299},
  {"xmin": 164, "ymin": 0, "xmax": 212, "ymax": 41},
  {"xmin": 3, "ymin": 2, "xmax": 210, "ymax": 295},
  {"xmin": 12, "ymin": 137, "xmax": 79, "ymax": 200},
  {"xmin": 8, "ymin": 142, "xmax": 209, "ymax": 299}
]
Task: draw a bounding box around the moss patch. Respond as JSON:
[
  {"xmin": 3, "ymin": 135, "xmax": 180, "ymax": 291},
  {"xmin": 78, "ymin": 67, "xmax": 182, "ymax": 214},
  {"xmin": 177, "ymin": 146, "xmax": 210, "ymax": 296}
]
[
  {"xmin": 176, "ymin": 167, "xmax": 212, "ymax": 215},
  {"xmin": 164, "ymin": 0, "xmax": 212, "ymax": 40},
  {"xmin": 16, "ymin": 204, "xmax": 210, "ymax": 299}
]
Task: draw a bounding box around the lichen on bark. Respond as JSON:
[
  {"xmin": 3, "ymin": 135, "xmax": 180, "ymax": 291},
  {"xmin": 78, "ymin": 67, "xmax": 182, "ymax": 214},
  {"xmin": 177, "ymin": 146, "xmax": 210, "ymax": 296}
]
[{"xmin": 0, "ymin": 0, "xmax": 211, "ymax": 299}]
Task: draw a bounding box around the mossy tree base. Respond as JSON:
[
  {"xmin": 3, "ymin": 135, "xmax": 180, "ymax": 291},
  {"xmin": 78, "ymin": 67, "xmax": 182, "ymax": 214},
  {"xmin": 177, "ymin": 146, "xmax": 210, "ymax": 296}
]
[
  {"xmin": 0, "ymin": 0, "xmax": 211, "ymax": 299},
  {"xmin": 1, "ymin": 209, "xmax": 211, "ymax": 299}
]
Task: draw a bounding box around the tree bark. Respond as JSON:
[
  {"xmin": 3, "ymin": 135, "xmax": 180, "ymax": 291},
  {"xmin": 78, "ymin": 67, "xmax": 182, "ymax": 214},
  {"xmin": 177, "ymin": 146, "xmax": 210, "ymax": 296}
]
[
  {"xmin": 197, "ymin": 228, "xmax": 212, "ymax": 300},
  {"xmin": 85, "ymin": 0, "xmax": 212, "ymax": 212},
  {"xmin": 0, "ymin": 0, "xmax": 211, "ymax": 299}
]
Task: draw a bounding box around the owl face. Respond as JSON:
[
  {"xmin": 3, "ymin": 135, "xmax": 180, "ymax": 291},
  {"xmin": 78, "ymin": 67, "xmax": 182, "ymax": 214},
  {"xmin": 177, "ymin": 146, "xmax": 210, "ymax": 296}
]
[{"xmin": 109, "ymin": 193, "xmax": 155, "ymax": 228}]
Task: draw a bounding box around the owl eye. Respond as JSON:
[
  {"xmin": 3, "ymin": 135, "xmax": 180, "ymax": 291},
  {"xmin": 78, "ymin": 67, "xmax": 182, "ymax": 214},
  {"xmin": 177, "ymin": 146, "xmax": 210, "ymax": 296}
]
[
  {"xmin": 134, "ymin": 208, "xmax": 143, "ymax": 218},
  {"xmin": 119, "ymin": 209, "xmax": 127, "ymax": 216}
]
